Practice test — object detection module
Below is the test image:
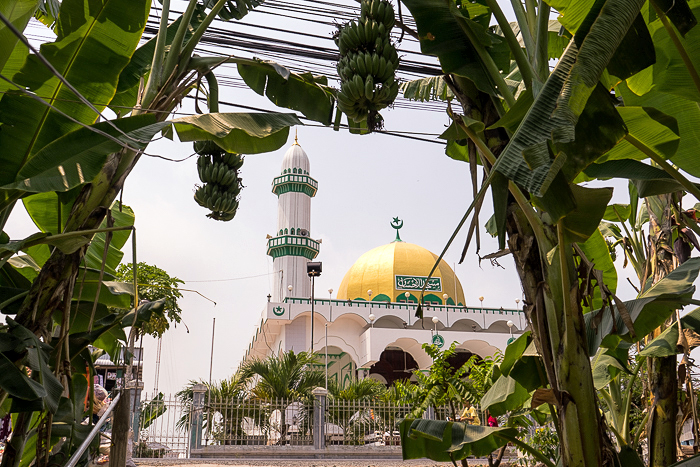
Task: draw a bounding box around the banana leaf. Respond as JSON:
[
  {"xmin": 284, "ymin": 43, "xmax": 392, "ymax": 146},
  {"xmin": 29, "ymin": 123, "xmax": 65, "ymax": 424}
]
[
  {"xmin": 4, "ymin": 319, "xmax": 63, "ymax": 414},
  {"xmin": 400, "ymin": 418, "xmax": 518, "ymax": 461},
  {"xmin": 578, "ymin": 229, "xmax": 618, "ymax": 312},
  {"xmin": 110, "ymin": 4, "xmax": 207, "ymax": 111},
  {"xmin": 0, "ymin": 0, "xmax": 150, "ymax": 187},
  {"xmin": 585, "ymin": 257, "xmax": 700, "ymax": 355},
  {"xmin": 584, "ymin": 159, "xmax": 700, "ymax": 197},
  {"xmin": 238, "ymin": 60, "xmax": 336, "ymax": 125},
  {"xmin": 480, "ymin": 374, "xmax": 531, "ymax": 416},
  {"xmin": 640, "ymin": 306, "xmax": 700, "ymax": 357},
  {"xmin": 400, "ymin": 76, "xmax": 454, "ymax": 102},
  {"xmin": 597, "ymin": 106, "xmax": 680, "ymax": 163},
  {"xmin": 83, "ymin": 201, "xmax": 135, "ymax": 275},
  {"xmin": 617, "ymin": 83, "xmax": 700, "ymax": 177},
  {"xmin": 401, "ymin": 0, "xmax": 511, "ymax": 96},
  {"xmin": 626, "ymin": 2, "xmax": 700, "ymax": 102},
  {"xmin": 0, "ymin": 0, "xmax": 39, "ymax": 72}
]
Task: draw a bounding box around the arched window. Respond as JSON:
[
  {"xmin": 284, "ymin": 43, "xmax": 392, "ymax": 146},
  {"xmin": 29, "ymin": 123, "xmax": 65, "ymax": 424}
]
[
  {"xmin": 293, "ymin": 168, "xmax": 297, "ymax": 173},
  {"xmin": 279, "ymin": 229, "xmax": 283, "ymax": 235},
  {"xmin": 291, "ymin": 228, "xmax": 295, "ymax": 235},
  {"xmin": 284, "ymin": 228, "xmax": 288, "ymax": 234}
]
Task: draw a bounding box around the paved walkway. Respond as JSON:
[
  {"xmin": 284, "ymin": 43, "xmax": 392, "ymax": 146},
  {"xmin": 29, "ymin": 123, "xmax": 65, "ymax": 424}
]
[{"xmin": 133, "ymin": 459, "xmax": 516, "ymax": 466}]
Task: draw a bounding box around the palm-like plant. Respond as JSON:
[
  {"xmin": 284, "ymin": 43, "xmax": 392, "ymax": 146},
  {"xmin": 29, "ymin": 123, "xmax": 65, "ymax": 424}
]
[
  {"xmin": 327, "ymin": 377, "xmax": 387, "ymax": 444},
  {"xmin": 239, "ymin": 350, "xmax": 324, "ymax": 443},
  {"xmin": 175, "ymin": 373, "xmax": 248, "ymax": 443}
]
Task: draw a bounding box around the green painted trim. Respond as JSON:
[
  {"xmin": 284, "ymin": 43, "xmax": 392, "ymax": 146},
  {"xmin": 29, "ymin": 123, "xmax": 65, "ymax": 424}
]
[
  {"xmin": 447, "ymin": 298, "xmax": 456, "ymax": 305},
  {"xmin": 267, "ymin": 235, "xmax": 320, "ymax": 260},
  {"xmin": 272, "ymin": 174, "xmax": 318, "ymax": 197},
  {"xmin": 396, "ymin": 293, "xmax": 418, "ymax": 303},
  {"xmin": 424, "ymin": 293, "xmax": 443, "ymax": 304},
  {"xmin": 372, "ymin": 294, "xmax": 391, "ymax": 302}
]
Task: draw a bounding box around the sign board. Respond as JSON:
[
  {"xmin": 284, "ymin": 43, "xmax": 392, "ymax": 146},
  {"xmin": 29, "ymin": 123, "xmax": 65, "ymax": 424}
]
[{"xmin": 395, "ymin": 275, "xmax": 442, "ymax": 292}]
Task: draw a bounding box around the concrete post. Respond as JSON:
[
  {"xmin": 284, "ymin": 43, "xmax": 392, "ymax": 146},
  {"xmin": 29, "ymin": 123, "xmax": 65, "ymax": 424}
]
[
  {"xmin": 312, "ymin": 387, "xmax": 328, "ymax": 450},
  {"xmin": 125, "ymin": 381, "xmax": 143, "ymax": 466},
  {"xmin": 189, "ymin": 384, "xmax": 207, "ymax": 455}
]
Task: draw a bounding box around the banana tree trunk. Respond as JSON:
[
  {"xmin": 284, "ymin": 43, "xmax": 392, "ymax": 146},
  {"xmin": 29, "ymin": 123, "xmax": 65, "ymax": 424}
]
[
  {"xmin": 506, "ymin": 203, "xmax": 607, "ymax": 466},
  {"xmin": 646, "ymin": 194, "xmax": 678, "ymax": 465}
]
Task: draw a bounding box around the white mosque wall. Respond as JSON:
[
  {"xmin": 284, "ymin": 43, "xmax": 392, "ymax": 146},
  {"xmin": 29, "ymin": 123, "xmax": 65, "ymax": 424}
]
[
  {"xmin": 262, "ymin": 299, "xmax": 525, "ymax": 332},
  {"xmin": 245, "ymin": 299, "xmax": 525, "ymax": 370}
]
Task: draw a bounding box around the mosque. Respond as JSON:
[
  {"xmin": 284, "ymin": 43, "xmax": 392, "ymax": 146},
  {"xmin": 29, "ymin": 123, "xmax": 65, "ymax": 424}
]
[{"xmin": 242, "ymin": 138, "xmax": 525, "ymax": 388}]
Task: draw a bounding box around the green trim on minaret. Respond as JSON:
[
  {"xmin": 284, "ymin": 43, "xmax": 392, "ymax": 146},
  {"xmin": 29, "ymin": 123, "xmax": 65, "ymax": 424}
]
[
  {"xmin": 272, "ymin": 173, "xmax": 318, "ymax": 197},
  {"xmin": 267, "ymin": 235, "xmax": 320, "ymax": 260},
  {"xmin": 391, "ymin": 217, "xmax": 404, "ymax": 242}
]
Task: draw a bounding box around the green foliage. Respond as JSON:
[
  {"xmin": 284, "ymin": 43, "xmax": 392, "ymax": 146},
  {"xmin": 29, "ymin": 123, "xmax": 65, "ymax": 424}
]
[
  {"xmin": 528, "ymin": 425, "xmax": 559, "ymax": 463},
  {"xmin": 388, "ymin": 343, "xmax": 485, "ymax": 420},
  {"xmin": 115, "ymin": 262, "xmax": 183, "ymax": 338},
  {"xmin": 239, "ymin": 350, "xmax": 324, "ymax": 401},
  {"xmin": 328, "ymin": 376, "xmax": 386, "ymax": 402}
]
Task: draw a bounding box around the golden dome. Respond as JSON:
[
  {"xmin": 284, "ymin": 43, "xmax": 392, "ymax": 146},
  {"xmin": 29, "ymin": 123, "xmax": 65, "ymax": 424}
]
[{"xmin": 336, "ymin": 241, "xmax": 465, "ymax": 305}]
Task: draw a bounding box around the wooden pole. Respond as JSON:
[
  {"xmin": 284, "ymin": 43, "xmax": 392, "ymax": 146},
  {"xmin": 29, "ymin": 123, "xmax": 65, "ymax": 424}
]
[{"xmin": 110, "ymin": 389, "xmax": 130, "ymax": 466}]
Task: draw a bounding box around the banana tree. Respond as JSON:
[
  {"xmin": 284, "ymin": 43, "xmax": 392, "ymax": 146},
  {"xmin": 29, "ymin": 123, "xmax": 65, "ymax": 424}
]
[
  {"xmin": 0, "ymin": 0, "xmax": 340, "ymax": 464},
  {"xmin": 375, "ymin": 0, "xmax": 700, "ymax": 465}
]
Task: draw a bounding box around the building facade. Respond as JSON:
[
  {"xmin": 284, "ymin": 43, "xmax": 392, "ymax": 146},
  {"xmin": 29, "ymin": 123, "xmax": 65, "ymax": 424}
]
[{"xmin": 243, "ymin": 139, "xmax": 525, "ymax": 387}]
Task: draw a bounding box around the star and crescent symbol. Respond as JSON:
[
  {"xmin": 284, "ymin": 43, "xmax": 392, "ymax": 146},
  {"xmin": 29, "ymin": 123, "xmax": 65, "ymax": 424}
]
[{"xmin": 391, "ymin": 217, "xmax": 403, "ymax": 242}]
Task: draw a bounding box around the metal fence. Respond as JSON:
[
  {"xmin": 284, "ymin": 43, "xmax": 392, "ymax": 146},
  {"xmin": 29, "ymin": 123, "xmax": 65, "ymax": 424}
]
[
  {"xmin": 135, "ymin": 393, "xmax": 190, "ymax": 458},
  {"xmin": 133, "ymin": 392, "xmax": 484, "ymax": 457},
  {"xmin": 324, "ymin": 398, "xmax": 412, "ymax": 446},
  {"xmin": 203, "ymin": 396, "xmax": 314, "ymax": 446}
]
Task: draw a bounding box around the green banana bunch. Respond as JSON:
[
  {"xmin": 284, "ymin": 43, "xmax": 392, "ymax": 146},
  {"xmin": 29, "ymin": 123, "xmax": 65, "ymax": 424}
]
[
  {"xmin": 193, "ymin": 141, "xmax": 245, "ymax": 221},
  {"xmin": 336, "ymin": 0, "xmax": 400, "ymax": 131}
]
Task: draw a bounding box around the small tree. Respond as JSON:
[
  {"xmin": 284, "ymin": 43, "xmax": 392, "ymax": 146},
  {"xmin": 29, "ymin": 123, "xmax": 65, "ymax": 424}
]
[
  {"xmin": 116, "ymin": 262, "xmax": 183, "ymax": 337},
  {"xmin": 392, "ymin": 343, "xmax": 477, "ymax": 420}
]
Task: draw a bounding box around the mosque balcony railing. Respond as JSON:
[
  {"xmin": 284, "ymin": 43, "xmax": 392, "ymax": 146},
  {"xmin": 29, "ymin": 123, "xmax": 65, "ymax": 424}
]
[
  {"xmin": 279, "ymin": 297, "xmax": 523, "ymax": 315},
  {"xmin": 271, "ymin": 173, "xmax": 318, "ymax": 197},
  {"xmin": 267, "ymin": 235, "xmax": 320, "ymax": 260}
]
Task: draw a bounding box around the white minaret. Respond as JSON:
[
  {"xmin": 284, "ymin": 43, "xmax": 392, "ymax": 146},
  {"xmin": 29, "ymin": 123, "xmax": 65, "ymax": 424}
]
[{"xmin": 267, "ymin": 135, "xmax": 320, "ymax": 301}]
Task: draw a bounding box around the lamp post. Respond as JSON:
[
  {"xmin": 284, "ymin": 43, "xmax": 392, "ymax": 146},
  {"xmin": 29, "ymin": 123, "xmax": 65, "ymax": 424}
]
[
  {"xmin": 287, "ymin": 284, "xmax": 293, "ymax": 298},
  {"xmin": 307, "ymin": 262, "xmax": 322, "ymax": 353},
  {"xmin": 515, "ymin": 298, "xmax": 522, "ymax": 329},
  {"xmin": 368, "ymin": 289, "xmax": 373, "ymax": 302},
  {"xmin": 369, "ymin": 313, "xmax": 376, "ymax": 328},
  {"xmin": 404, "ymin": 292, "xmax": 411, "ymax": 326},
  {"xmin": 479, "ymin": 296, "xmax": 485, "ymax": 328},
  {"xmin": 432, "ymin": 316, "xmax": 439, "ymax": 335},
  {"xmin": 328, "ymin": 288, "xmax": 334, "ymax": 321},
  {"xmin": 507, "ymin": 320, "xmax": 515, "ymax": 345},
  {"xmin": 325, "ymin": 322, "xmax": 328, "ymax": 389},
  {"xmin": 443, "ymin": 293, "xmax": 449, "ymax": 327}
]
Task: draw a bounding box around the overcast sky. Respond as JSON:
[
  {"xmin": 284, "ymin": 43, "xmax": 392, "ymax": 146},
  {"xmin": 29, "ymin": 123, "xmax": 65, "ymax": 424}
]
[{"xmin": 7, "ymin": 1, "xmax": 650, "ymax": 396}]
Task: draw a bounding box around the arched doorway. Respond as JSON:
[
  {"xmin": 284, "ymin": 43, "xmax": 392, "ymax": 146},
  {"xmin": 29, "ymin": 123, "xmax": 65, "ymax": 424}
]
[
  {"xmin": 315, "ymin": 345, "xmax": 357, "ymax": 389},
  {"xmin": 368, "ymin": 347, "xmax": 418, "ymax": 386},
  {"xmin": 446, "ymin": 349, "xmax": 480, "ymax": 372}
]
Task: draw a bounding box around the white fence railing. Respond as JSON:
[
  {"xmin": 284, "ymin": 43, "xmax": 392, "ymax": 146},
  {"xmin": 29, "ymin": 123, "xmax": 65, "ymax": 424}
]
[{"xmin": 134, "ymin": 392, "xmax": 484, "ymax": 458}]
